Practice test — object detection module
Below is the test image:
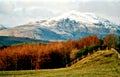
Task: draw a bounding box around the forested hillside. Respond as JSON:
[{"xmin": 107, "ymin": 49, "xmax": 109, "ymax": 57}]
[{"xmin": 0, "ymin": 34, "xmax": 119, "ymax": 70}]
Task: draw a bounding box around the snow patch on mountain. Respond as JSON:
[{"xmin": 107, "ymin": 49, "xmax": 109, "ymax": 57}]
[{"xmin": 0, "ymin": 11, "xmax": 119, "ymax": 40}]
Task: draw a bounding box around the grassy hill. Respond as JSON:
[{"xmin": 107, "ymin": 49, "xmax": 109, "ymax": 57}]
[
  {"xmin": 71, "ymin": 48, "xmax": 120, "ymax": 67},
  {"xmin": 0, "ymin": 49, "xmax": 120, "ymax": 77}
]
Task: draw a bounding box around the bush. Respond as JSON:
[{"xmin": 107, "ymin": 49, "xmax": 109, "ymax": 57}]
[
  {"xmin": 75, "ymin": 50, "xmax": 83, "ymax": 59},
  {"xmin": 75, "ymin": 44, "xmax": 101, "ymax": 59}
]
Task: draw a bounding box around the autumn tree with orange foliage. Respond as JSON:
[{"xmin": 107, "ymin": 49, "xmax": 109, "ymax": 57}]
[
  {"xmin": 0, "ymin": 35, "xmax": 100, "ymax": 70},
  {"xmin": 76, "ymin": 35, "xmax": 100, "ymax": 49}
]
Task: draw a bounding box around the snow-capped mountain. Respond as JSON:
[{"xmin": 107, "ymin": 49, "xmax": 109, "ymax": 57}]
[
  {"xmin": 0, "ymin": 24, "xmax": 7, "ymax": 30},
  {"xmin": 0, "ymin": 11, "xmax": 119, "ymax": 41}
]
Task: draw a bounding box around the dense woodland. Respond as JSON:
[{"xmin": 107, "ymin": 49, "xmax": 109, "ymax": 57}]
[{"xmin": 0, "ymin": 34, "xmax": 120, "ymax": 70}]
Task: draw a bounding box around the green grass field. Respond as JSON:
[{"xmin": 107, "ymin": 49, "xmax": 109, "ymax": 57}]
[{"xmin": 0, "ymin": 49, "xmax": 120, "ymax": 77}]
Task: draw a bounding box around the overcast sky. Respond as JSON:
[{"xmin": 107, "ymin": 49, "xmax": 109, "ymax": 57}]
[{"xmin": 0, "ymin": 0, "xmax": 120, "ymax": 27}]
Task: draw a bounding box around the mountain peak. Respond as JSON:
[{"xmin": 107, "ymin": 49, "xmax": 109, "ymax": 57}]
[
  {"xmin": 0, "ymin": 24, "xmax": 7, "ymax": 30},
  {"xmin": 0, "ymin": 12, "xmax": 119, "ymax": 40},
  {"xmin": 63, "ymin": 11, "xmax": 96, "ymax": 17},
  {"xmin": 50, "ymin": 11, "xmax": 101, "ymax": 24}
]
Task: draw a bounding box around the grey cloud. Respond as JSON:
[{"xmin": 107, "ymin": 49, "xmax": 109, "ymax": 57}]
[
  {"xmin": 0, "ymin": 0, "xmax": 120, "ymax": 27},
  {"xmin": 77, "ymin": 2, "xmax": 120, "ymax": 16},
  {"xmin": 76, "ymin": 1, "xmax": 120, "ymax": 24},
  {"xmin": 0, "ymin": 1, "xmax": 14, "ymax": 14}
]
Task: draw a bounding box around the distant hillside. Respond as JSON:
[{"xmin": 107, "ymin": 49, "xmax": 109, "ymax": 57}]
[{"xmin": 0, "ymin": 36, "xmax": 49, "ymax": 46}]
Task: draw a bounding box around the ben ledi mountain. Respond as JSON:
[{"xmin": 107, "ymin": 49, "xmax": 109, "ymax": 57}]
[
  {"xmin": 0, "ymin": 11, "xmax": 119, "ymax": 41},
  {"xmin": 0, "ymin": 24, "xmax": 7, "ymax": 30}
]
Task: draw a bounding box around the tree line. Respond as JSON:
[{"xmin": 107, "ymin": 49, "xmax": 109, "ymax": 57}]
[{"xmin": 0, "ymin": 34, "xmax": 119, "ymax": 70}]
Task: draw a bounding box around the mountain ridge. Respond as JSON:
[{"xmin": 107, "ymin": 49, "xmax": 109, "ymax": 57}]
[
  {"xmin": 0, "ymin": 11, "xmax": 119, "ymax": 40},
  {"xmin": 0, "ymin": 24, "xmax": 7, "ymax": 30}
]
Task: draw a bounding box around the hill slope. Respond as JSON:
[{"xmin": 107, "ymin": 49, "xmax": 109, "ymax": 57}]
[
  {"xmin": 71, "ymin": 49, "xmax": 120, "ymax": 68},
  {"xmin": 0, "ymin": 49, "xmax": 119, "ymax": 77}
]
